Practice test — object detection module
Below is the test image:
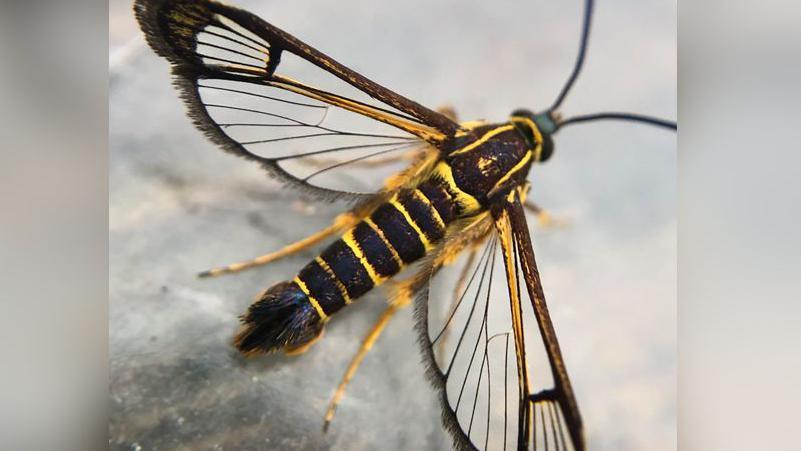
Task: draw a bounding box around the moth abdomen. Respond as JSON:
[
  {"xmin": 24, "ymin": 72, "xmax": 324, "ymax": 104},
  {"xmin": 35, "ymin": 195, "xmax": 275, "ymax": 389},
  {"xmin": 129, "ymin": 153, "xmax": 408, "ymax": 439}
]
[
  {"xmin": 234, "ymin": 281, "xmax": 324, "ymax": 356},
  {"xmin": 236, "ymin": 182, "xmax": 459, "ymax": 356}
]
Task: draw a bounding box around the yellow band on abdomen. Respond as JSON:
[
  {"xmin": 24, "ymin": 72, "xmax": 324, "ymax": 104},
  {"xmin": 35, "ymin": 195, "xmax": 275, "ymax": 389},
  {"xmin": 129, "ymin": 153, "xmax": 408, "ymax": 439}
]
[
  {"xmin": 434, "ymin": 161, "xmax": 482, "ymax": 214},
  {"xmin": 293, "ymin": 276, "xmax": 328, "ymax": 320}
]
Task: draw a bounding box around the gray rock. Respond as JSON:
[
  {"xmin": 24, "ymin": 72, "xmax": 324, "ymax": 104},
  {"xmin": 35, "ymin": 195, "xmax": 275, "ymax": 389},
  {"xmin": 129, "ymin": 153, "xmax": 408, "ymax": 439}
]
[{"xmin": 110, "ymin": 0, "xmax": 676, "ymax": 449}]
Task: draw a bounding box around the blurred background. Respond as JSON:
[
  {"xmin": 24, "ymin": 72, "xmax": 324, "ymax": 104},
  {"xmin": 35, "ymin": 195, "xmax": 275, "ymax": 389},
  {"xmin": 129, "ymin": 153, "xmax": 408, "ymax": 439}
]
[{"xmin": 109, "ymin": 0, "xmax": 675, "ymax": 449}]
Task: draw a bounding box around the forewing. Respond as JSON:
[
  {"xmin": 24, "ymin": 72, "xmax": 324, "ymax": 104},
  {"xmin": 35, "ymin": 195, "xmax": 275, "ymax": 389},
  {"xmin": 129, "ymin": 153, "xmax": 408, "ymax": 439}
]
[
  {"xmin": 415, "ymin": 194, "xmax": 584, "ymax": 451},
  {"xmin": 134, "ymin": 0, "xmax": 459, "ymax": 199},
  {"xmin": 495, "ymin": 193, "xmax": 584, "ymax": 450}
]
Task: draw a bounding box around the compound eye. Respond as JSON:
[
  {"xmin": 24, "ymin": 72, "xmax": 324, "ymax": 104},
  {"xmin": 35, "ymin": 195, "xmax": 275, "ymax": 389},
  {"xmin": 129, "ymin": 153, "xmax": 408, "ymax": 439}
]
[
  {"xmin": 511, "ymin": 108, "xmax": 534, "ymax": 117},
  {"xmin": 538, "ymin": 134, "xmax": 555, "ymax": 162}
]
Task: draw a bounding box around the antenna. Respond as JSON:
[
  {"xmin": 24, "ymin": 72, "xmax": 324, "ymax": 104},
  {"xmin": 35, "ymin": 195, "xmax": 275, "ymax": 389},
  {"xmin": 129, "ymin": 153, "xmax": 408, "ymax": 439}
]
[
  {"xmin": 547, "ymin": 0, "xmax": 677, "ymax": 132},
  {"xmin": 549, "ymin": 0, "xmax": 594, "ymax": 112},
  {"xmin": 557, "ymin": 112, "xmax": 676, "ymax": 131}
]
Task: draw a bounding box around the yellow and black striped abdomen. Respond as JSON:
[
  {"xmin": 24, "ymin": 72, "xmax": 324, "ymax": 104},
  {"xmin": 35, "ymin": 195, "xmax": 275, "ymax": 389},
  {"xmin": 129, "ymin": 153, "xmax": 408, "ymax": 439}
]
[
  {"xmin": 294, "ymin": 179, "xmax": 459, "ymax": 320},
  {"xmin": 235, "ymin": 125, "xmax": 533, "ymax": 355}
]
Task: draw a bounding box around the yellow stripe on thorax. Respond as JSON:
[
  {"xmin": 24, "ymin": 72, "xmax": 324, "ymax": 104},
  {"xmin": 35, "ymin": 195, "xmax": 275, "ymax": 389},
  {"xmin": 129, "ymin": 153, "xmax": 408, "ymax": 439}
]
[
  {"xmin": 510, "ymin": 117, "xmax": 544, "ymax": 161},
  {"xmin": 342, "ymin": 230, "xmax": 384, "ymax": 285},
  {"xmin": 389, "ymin": 196, "xmax": 433, "ymax": 251},
  {"xmin": 413, "ymin": 189, "xmax": 445, "ymax": 230},
  {"xmin": 487, "ymin": 150, "xmax": 533, "ymax": 197},
  {"xmin": 449, "ymin": 124, "xmax": 515, "ymax": 156},
  {"xmin": 364, "ymin": 218, "xmax": 403, "ymax": 267},
  {"xmin": 433, "ymin": 162, "xmax": 482, "ymax": 214},
  {"xmin": 293, "ymin": 277, "xmax": 328, "ymax": 320},
  {"xmin": 314, "ymin": 256, "xmax": 351, "ymax": 305}
]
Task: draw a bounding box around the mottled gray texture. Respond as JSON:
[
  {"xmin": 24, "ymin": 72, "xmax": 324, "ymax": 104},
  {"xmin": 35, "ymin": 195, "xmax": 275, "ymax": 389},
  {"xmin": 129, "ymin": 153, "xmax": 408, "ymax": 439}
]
[{"xmin": 110, "ymin": 0, "xmax": 676, "ymax": 449}]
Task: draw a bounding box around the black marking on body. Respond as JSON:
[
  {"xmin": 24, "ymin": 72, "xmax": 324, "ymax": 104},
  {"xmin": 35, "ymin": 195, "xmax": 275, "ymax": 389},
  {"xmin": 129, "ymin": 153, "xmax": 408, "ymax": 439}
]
[
  {"xmin": 395, "ymin": 190, "xmax": 445, "ymax": 242},
  {"xmin": 351, "ymin": 222, "xmax": 401, "ymax": 278},
  {"xmin": 446, "ymin": 126, "xmax": 529, "ymax": 204},
  {"xmin": 369, "ymin": 203, "xmax": 426, "ymax": 263},
  {"xmin": 297, "ymin": 260, "xmax": 347, "ymax": 316},
  {"xmin": 320, "ymin": 240, "xmax": 374, "ymax": 299},
  {"xmin": 417, "ymin": 179, "xmax": 458, "ymax": 223}
]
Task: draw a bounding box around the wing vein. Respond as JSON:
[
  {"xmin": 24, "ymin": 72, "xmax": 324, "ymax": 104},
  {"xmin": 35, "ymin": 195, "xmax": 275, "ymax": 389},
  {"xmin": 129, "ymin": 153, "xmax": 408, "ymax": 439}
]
[
  {"xmin": 455, "ymin": 247, "xmax": 495, "ymax": 411},
  {"xmin": 200, "ymin": 28, "xmax": 269, "ymax": 55},
  {"xmin": 196, "ymin": 40, "xmax": 265, "ymax": 63},
  {"xmin": 446, "ymin": 238, "xmax": 496, "ymax": 378},
  {"xmin": 301, "ymin": 143, "xmax": 417, "ymax": 181},
  {"xmin": 433, "ymin": 242, "xmax": 493, "ymax": 346},
  {"xmin": 209, "ymin": 17, "xmax": 271, "ymax": 49},
  {"xmin": 196, "ymin": 53, "xmax": 265, "ymax": 70},
  {"xmin": 198, "ymin": 83, "xmax": 326, "ymax": 109}
]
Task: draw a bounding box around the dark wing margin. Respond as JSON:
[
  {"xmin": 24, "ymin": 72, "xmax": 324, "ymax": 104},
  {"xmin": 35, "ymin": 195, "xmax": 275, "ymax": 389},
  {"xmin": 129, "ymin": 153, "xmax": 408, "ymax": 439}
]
[
  {"xmin": 493, "ymin": 190, "xmax": 584, "ymax": 451},
  {"xmin": 134, "ymin": 0, "xmax": 459, "ymax": 200},
  {"xmin": 414, "ymin": 191, "xmax": 584, "ymax": 451}
]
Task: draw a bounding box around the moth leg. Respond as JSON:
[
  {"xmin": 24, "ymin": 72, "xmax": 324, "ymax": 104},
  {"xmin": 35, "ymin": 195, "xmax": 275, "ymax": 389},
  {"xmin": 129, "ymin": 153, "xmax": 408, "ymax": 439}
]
[
  {"xmin": 197, "ymin": 212, "xmax": 360, "ymax": 278},
  {"xmin": 524, "ymin": 199, "xmax": 570, "ymax": 229},
  {"xmin": 322, "ymin": 278, "xmax": 416, "ymax": 432}
]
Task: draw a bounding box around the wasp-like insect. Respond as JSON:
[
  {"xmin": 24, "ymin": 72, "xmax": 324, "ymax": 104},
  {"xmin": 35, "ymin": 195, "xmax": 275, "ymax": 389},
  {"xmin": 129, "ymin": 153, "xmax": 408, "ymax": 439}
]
[{"xmin": 135, "ymin": 0, "xmax": 675, "ymax": 449}]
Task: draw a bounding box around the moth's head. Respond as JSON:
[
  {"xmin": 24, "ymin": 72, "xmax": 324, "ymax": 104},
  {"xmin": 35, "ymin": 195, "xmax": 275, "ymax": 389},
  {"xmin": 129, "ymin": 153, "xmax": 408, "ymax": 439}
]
[{"xmin": 509, "ymin": 109, "xmax": 558, "ymax": 163}]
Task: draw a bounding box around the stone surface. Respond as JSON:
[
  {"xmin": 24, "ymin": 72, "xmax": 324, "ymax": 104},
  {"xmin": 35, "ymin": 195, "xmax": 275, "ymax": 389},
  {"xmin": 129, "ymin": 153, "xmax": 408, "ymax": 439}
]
[{"xmin": 110, "ymin": 0, "xmax": 676, "ymax": 449}]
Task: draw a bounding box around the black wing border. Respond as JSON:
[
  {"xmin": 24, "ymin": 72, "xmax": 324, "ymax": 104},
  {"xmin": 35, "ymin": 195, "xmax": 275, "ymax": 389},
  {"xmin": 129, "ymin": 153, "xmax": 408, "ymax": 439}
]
[
  {"xmin": 137, "ymin": 0, "xmax": 460, "ymax": 135},
  {"xmin": 135, "ymin": 0, "xmax": 461, "ymax": 201}
]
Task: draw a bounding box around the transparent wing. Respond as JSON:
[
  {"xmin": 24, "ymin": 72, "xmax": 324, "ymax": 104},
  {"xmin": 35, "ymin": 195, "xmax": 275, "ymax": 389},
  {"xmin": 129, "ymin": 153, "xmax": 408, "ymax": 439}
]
[
  {"xmin": 415, "ymin": 196, "xmax": 584, "ymax": 451},
  {"xmin": 135, "ymin": 0, "xmax": 459, "ymax": 199}
]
